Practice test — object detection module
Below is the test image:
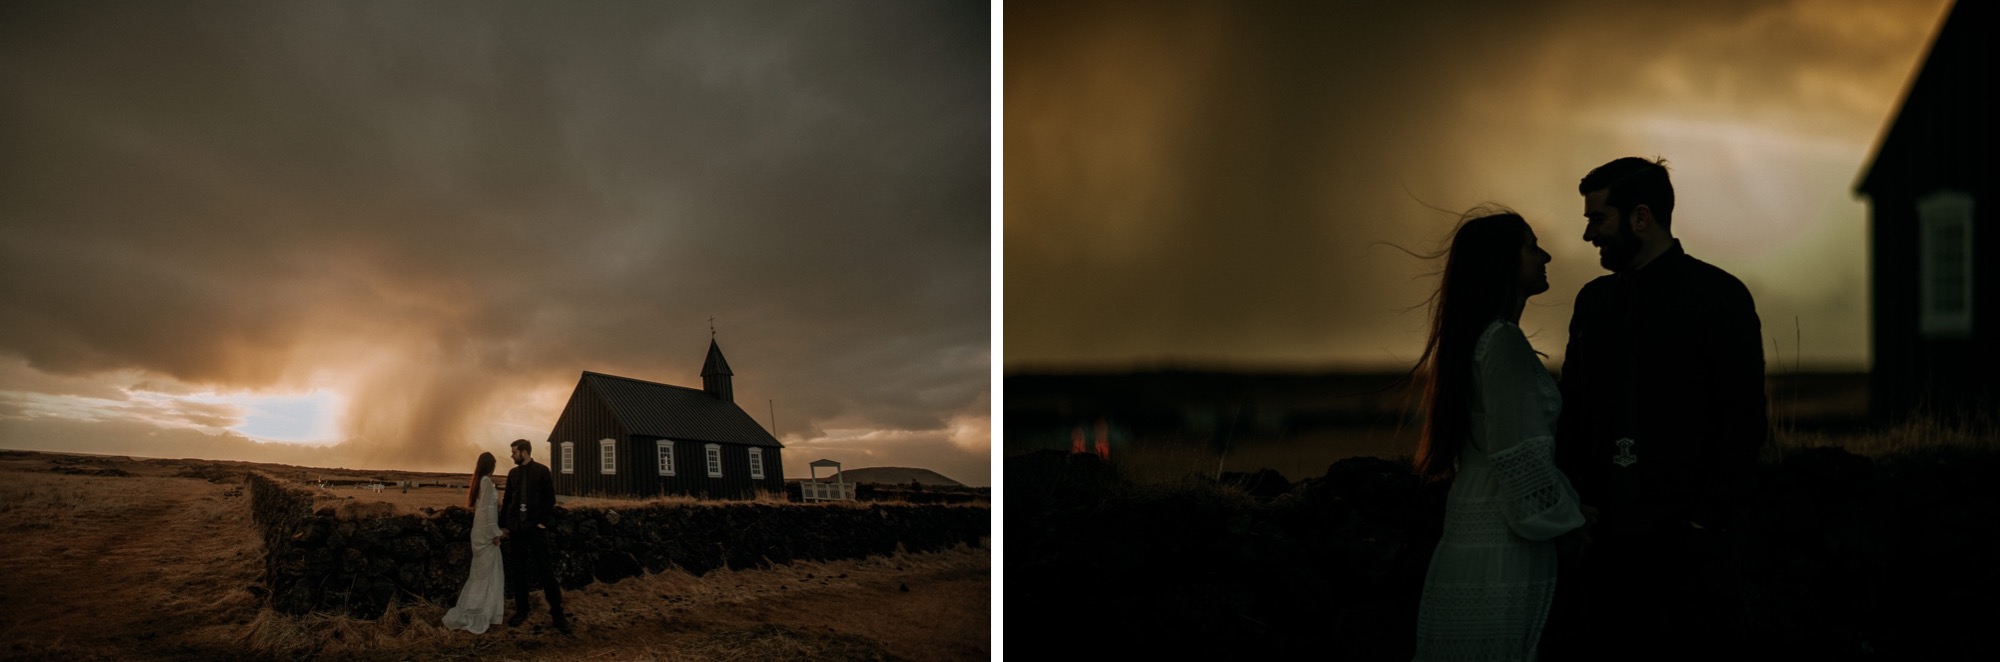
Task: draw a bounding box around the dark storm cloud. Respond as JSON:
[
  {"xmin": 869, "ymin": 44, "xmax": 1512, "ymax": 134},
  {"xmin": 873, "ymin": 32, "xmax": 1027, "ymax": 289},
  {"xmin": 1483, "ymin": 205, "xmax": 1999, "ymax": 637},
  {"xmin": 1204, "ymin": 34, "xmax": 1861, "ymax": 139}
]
[
  {"xmin": 1005, "ymin": 0, "xmax": 1947, "ymax": 372},
  {"xmin": 0, "ymin": 1, "xmax": 989, "ymax": 482}
]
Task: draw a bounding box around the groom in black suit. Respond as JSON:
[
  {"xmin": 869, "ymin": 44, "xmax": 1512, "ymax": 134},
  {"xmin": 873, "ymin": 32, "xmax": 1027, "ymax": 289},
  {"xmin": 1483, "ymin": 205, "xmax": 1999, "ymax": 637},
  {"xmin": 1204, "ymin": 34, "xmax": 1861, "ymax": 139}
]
[
  {"xmin": 497, "ymin": 438, "xmax": 570, "ymax": 634},
  {"xmin": 1546, "ymin": 157, "xmax": 1768, "ymax": 661}
]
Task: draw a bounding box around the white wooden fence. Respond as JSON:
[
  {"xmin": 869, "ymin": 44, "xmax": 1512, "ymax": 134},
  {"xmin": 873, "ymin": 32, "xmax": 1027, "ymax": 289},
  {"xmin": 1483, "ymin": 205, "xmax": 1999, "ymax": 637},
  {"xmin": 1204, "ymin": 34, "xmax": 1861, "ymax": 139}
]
[{"xmin": 801, "ymin": 482, "xmax": 856, "ymax": 502}]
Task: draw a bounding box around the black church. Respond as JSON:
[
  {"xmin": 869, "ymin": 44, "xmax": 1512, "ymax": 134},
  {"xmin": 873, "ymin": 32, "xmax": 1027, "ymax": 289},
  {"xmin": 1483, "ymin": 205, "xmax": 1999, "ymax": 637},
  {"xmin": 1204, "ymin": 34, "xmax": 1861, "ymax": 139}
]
[{"xmin": 546, "ymin": 340, "xmax": 786, "ymax": 499}]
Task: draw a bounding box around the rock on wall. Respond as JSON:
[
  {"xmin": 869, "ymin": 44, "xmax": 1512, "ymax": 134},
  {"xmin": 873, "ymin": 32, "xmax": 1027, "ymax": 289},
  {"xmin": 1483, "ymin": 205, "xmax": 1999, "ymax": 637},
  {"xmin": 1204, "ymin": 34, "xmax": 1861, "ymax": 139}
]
[{"xmin": 247, "ymin": 473, "xmax": 990, "ymax": 619}]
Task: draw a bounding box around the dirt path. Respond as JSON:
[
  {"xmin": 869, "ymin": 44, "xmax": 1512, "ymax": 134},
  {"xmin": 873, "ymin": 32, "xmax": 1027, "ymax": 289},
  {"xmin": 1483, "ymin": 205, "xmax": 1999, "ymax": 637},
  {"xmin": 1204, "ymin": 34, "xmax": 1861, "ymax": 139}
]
[{"xmin": 0, "ymin": 456, "xmax": 265, "ymax": 659}]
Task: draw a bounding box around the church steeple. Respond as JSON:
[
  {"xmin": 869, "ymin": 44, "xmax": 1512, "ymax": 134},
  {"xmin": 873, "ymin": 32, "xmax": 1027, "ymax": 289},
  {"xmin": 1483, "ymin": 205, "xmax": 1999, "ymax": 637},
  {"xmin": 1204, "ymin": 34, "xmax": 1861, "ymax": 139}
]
[{"xmin": 701, "ymin": 338, "xmax": 734, "ymax": 402}]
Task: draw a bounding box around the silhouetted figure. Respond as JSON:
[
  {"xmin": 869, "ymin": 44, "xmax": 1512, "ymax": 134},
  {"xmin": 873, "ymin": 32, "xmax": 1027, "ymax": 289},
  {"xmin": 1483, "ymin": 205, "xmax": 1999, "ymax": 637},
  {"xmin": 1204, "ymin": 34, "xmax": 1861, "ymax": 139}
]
[
  {"xmin": 1544, "ymin": 157, "xmax": 1767, "ymax": 662},
  {"xmin": 1069, "ymin": 417, "xmax": 1113, "ymax": 460},
  {"xmin": 497, "ymin": 438, "xmax": 571, "ymax": 635},
  {"xmin": 1412, "ymin": 209, "xmax": 1588, "ymax": 661},
  {"xmin": 1094, "ymin": 416, "xmax": 1110, "ymax": 459}
]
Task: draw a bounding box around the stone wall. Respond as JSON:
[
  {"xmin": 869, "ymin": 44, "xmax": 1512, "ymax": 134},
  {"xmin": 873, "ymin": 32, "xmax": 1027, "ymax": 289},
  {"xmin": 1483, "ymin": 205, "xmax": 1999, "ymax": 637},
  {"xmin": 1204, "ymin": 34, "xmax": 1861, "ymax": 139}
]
[{"xmin": 247, "ymin": 473, "xmax": 989, "ymax": 618}]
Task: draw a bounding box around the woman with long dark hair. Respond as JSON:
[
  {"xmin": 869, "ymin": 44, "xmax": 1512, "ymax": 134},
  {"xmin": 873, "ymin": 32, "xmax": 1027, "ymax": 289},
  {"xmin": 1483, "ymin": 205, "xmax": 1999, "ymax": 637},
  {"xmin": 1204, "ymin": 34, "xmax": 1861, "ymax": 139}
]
[
  {"xmin": 1412, "ymin": 209, "xmax": 1586, "ymax": 661},
  {"xmin": 442, "ymin": 451, "xmax": 505, "ymax": 634}
]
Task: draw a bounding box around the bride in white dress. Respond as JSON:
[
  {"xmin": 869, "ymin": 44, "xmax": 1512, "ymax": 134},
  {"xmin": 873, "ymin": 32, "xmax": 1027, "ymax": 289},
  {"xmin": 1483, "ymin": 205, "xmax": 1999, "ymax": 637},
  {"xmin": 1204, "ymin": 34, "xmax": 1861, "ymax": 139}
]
[
  {"xmin": 443, "ymin": 451, "xmax": 505, "ymax": 634},
  {"xmin": 1410, "ymin": 211, "xmax": 1588, "ymax": 662}
]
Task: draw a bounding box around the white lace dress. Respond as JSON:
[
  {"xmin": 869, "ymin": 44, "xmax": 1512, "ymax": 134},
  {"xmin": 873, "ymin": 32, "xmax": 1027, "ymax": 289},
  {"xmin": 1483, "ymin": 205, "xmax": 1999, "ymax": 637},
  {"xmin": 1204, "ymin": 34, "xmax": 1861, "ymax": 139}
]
[
  {"xmin": 1414, "ymin": 320, "xmax": 1586, "ymax": 662},
  {"xmin": 442, "ymin": 475, "xmax": 506, "ymax": 634}
]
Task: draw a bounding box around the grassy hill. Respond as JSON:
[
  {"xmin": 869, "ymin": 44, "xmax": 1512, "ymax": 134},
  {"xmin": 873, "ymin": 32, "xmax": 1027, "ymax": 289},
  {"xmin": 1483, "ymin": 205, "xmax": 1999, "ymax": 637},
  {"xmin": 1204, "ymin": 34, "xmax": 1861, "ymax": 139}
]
[{"xmin": 812, "ymin": 466, "xmax": 965, "ymax": 487}]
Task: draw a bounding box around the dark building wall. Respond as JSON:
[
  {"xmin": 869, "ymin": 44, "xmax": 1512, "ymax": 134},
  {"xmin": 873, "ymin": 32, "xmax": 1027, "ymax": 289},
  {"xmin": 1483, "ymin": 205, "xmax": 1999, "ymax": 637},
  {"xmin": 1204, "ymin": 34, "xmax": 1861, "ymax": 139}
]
[
  {"xmin": 761, "ymin": 450, "xmax": 786, "ymax": 494},
  {"xmin": 553, "ymin": 424, "xmax": 785, "ymax": 499},
  {"xmin": 1869, "ymin": 193, "xmax": 1919, "ymax": 420},
  {"xmin": 548, "ymin": 384, "xmax": 633, "ymax": 496},
  {"xmin": 1860, "ymin": 0, "xmax": 1997, "ymax": 421},
  {"xmin": 685, "ymin": 442, "xmax": 785, "ymax": 499},
  {"xmin": 748, "ymin": 445, "xmax": 783, "ymax": 494},
  {"xmin": 1869, "ymin": 189, "xmax": 1998, "ymax": 421},
  {"xmin": 624, "ymin": 438, "xmax": 786, "ymax": 499},
  {"xmin": 624, "ymin": 436, "xmax": 709, "ymax": 497},
  {"xmin": 576, "ymin": 436, "xmax": 786, "ymax": 499}
]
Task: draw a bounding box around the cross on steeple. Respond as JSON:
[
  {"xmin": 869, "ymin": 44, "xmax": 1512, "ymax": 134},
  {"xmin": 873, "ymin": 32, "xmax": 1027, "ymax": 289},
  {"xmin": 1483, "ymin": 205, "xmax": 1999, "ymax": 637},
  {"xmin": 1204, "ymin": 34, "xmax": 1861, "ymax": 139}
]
[{"xmin": 709, "ymin": 316, "xmax": 716, "ymax": 338}]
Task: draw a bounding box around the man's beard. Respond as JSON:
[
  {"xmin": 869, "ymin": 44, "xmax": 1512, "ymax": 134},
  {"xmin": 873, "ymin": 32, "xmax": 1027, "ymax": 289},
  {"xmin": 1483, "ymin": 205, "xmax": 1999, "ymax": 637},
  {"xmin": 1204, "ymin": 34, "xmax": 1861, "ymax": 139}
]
[{"xmin": 1597, "ymin": 220, "xmax": 1642, "ymax": 271}]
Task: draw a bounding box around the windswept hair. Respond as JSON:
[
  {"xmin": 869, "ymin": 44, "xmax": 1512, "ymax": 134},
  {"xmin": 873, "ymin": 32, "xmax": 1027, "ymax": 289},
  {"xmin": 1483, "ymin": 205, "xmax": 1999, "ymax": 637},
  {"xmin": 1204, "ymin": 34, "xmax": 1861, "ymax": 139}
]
[
  {"xmin": 1410, "ymin": 208, "xmax": 1533, "ymax": 483},
  {"xmin": 468, "ymin": 452, "xmax": 497, "ymax": 509},
  {"xmin": 1579, "ymin": 156, "xmax": 1675, "ymax": 228}
]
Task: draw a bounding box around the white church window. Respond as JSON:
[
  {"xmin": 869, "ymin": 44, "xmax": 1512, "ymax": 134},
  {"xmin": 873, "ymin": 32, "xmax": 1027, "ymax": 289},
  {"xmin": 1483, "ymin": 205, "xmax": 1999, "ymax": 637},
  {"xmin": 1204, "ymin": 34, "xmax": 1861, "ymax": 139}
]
[
  {"xmin": 1919, "ymin": 190, "xmax": 1974, "ymax": 339},
  {"xmin": 560, "ymin": 442, "xmax": 574, "ymax": 474},
  {"xmin": 749, "ymin": 448, "xmax": 765, "ymax": 479},
  {"xmin": 600, "ymin": 438, "xmax": 617, "ymax": 475},
  {"xmin": 657, "ymin": 440, "xmax": 676, "ymax": 476},
  {"xmin": 706, "ymin": 444, "xmax": 723, "ymax": 478}
]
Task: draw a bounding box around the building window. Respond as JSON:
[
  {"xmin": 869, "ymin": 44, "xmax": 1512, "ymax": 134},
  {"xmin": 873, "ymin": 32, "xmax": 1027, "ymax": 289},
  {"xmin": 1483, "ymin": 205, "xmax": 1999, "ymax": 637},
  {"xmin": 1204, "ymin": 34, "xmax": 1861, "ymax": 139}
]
[
  {"xmin": 600, "ymin": 438, "xmax": 617, "ymax": 475},
  {"xmin": 656, "ymin": 440, "xmax": 675, "ymax": 476},
  {"xmin": 1919, "ymin": 190, "xmax": 1975, "ymax": 339},
  {"xmin": 560, "ymin": 442, "xmax": 574, "ymax": 474},
  {"xmin": 749, "ymin": 448, "xmax": 765, "ymax": 480},
  {"xmin": 705, "ymin": 444, "xmax": 723, "ymax": 478}
]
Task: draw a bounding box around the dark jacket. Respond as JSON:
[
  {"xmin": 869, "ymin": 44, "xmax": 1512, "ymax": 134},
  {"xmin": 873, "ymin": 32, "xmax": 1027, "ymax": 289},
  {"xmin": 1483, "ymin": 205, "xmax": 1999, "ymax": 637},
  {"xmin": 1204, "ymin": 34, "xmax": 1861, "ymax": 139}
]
[
  {"xmin": 1556, "ymin": 241, "xmax": 1769, "ymax": 535},
  {"xmin": 500, "ymin": 459, "xmax": 557, "ymax": 531}
]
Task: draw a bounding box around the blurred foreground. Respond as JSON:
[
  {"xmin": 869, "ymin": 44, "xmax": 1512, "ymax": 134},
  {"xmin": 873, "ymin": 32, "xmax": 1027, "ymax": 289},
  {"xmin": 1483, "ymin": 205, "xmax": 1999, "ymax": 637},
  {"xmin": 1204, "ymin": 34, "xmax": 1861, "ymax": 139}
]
[{"xmin": 1005, "ymin": 379, "xmax": 1998, "ymax": 661}]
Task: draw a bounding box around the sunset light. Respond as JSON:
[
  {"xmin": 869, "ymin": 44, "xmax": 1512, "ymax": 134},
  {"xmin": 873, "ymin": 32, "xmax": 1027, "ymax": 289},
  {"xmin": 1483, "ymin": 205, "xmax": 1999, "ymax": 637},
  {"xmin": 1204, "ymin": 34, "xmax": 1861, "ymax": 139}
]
[
  {"xmin": 0, "ymin": 1, "xmax": 990, "ymax": 485},
  {"xmin": 1005, "ymin": 0, "xmax": 1953, "ymax": 372}
]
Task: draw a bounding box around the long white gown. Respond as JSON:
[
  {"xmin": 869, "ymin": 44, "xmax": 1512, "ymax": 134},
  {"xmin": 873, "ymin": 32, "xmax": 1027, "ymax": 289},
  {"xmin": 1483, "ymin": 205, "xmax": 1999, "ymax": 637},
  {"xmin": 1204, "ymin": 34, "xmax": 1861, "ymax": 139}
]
[
  {"xmin": 442, "ymin": 475, "xmax": 506, "ymax": 634},
  {"xmin": 1414, "ymin": 320, "xmax": 1586, "ymax": 662}
]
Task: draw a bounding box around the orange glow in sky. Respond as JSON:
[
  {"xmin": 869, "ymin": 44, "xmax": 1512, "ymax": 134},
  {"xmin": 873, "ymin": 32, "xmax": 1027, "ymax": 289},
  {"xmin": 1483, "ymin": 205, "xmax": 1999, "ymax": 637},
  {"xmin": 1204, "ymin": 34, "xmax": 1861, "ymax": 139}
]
[
  {"xmin": 1005, "ymin": 0, "xmax": 1952, "ymax": 373},
  {"xmin": 0, "ymin": 1, "xmax": 990, "ymax": 484}
]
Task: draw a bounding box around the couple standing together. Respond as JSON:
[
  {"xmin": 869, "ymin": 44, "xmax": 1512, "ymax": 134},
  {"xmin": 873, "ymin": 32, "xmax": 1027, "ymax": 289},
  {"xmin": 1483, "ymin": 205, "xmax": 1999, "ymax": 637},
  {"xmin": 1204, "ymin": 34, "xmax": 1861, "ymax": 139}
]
[
  {"xmin": 441, "ymin": 439, "xmax": 574, "ymax": 635},
  {"xmin": 1413, "ymin": 157, "xmax": 1767, "ymax": 662}
]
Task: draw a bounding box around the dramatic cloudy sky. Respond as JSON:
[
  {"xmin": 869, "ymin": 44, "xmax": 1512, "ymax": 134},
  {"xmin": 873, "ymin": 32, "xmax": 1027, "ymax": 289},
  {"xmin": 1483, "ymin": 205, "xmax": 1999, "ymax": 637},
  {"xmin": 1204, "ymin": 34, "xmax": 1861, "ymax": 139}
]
[
  {"xmin": 0, "ymin": 1, "xmax": 990, "ymax": 484},
  {"xmin": 1006, "ymin": 0, "xmax": 1954, "ymax": 373}
]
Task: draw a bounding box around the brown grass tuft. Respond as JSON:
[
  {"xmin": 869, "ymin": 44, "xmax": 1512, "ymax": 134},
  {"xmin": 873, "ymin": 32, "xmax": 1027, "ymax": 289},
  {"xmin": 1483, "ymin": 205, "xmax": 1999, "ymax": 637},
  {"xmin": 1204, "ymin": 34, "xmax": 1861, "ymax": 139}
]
[
  {"xmin": 672, "ymin": 623, "xmax": 901, "ymax": 661},
  {"xmin": 1776, "ymin": 412, "xmax": 2000, "ymax": 458},
  {"xmin": 0, "ymin": 471, "xmax": 153, "ymax": 522}
]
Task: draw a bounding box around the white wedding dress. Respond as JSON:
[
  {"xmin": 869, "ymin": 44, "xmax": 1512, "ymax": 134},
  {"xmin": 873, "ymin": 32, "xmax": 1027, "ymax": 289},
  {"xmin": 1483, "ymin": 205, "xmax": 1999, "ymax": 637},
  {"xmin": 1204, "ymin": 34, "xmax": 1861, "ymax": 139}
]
[
  {"xmin": 442, "ymin": 475, "xmax": 506, "ymax": 633},
  {"xmin": 1414, "ymin": 320, "xmax": 1586, "ymax": 662}
]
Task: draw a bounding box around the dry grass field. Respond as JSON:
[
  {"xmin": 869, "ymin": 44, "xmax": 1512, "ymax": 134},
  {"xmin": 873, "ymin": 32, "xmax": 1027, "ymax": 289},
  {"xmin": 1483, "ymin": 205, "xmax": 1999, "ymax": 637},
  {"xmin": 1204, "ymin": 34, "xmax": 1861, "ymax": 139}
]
[{"xmin": 0, "ymin": 450, "xmax": 989, "ymax": 661}]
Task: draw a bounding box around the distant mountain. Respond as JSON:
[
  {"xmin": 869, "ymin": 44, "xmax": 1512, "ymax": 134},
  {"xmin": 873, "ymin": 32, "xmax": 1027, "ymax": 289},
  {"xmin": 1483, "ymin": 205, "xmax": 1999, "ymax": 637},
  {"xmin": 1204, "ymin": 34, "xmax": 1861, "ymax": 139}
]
[{"xmin": 815, "ymin": 467, "xmax": 964, "ymax": 487}]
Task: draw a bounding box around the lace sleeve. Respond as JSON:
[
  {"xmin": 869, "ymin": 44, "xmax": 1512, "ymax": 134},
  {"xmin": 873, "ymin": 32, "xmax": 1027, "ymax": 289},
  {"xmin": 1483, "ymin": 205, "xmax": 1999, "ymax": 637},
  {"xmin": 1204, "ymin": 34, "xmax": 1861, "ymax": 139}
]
[
  {"xmin": 1478, "ymin": 323, "xmax": 1585, "ymax": 542},
  {"xmin": 475, "ymin": 477, "xmax": 503, "ymax": 541}
]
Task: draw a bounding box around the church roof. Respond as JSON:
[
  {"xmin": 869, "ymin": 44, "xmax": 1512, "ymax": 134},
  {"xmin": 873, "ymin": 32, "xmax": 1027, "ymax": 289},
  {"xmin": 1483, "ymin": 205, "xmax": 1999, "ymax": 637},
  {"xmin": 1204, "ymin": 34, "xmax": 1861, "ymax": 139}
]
[
  {"xmin": 577, "ymin": 371, "xmax": 781, "ymax": 448},
  {"xmin": 1855, "ymin": 0, "xmax": 1992, "ymax": 197}
]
